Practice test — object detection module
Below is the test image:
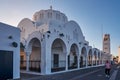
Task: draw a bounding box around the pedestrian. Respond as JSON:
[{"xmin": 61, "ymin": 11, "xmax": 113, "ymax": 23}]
[{"xmin": 105, "ymin": 60, "xmax": 111, "ymax": 77}]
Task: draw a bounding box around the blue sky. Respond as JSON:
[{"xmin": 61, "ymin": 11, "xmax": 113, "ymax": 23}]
[{"xmin": 0, "ymin": 0, "xmax": 120, "ymax": 56}]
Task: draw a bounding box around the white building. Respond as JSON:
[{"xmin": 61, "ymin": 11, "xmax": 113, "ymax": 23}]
[
  {"xmin": 0, "ymin": 22, "xmax": 20, "ymax": 79},
  {"xmin": 18, "ymin": 7, "xmax": 105, "ymax": 75}
]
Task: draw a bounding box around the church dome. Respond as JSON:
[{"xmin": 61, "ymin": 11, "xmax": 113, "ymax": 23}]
[{"xmin": 32, "ymin": 6, "xmax": 68, "ymax": 25}]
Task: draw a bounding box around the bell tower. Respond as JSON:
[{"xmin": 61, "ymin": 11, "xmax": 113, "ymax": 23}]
[{"xmin": 103, "ymin": 34, "xmax": 111, "ymax": 54}]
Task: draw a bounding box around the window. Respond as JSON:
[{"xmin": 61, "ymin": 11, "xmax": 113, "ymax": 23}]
[
  {"xmin": 105, "ymin": 47, "xmax": 108, "ymax": 49},
  {"xmin": 104, "ymin": 43, "xmax": 108, "ymax": 45},
  {"xmin": 42, "ymin": 13, "xmax": 44, "ymax": 18},
  {"xmin": 48, "ymin": 12, "xmax": 52, "ymax": 18},
  {"xmin": 56, "ymin": 13, "xmax": 60, "ymax": 20},
  {"xmin": 40, "ymin": 13, "xmax": 44, "ymax": 19},
  {"xmin": 53, "ymin": 54, "xmax": 59, "ymax": 67},
  {"xmin": 104, "ymin": 38, "xmax": 108, "ymax": 41}
]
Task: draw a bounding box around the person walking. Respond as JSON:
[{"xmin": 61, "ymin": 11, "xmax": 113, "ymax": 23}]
[{"xmin": 105, "ymin": 60, "xmax": 111, "ymax": 77}]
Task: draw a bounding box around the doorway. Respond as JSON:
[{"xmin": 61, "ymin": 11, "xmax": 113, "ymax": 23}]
[
  {"xmin": 0, "ymin": 50, "xmax": 13, "ymax": 80},
  {"xmin": 53, "ymin": 54, "xmax": 59, "ymax": 67}
]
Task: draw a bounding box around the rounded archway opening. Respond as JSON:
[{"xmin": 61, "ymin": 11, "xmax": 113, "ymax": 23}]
[
  {"xmin": 68, "ymin": 44, "xmax": 79, "ymax": 69},
  {"xmin": 51, "ymin": 38, "xmax": 67, "ymax": 72},
  {"xmin": 28, "ymin": 38, "xmax": 41, "ymax": 72},
  {"xmin": 80, "ymin": 47, "xmax": 87, "ymax": 68},
  {"xmin": 93, "ymin": 51, "xmax": 97, "ymax": 65},
  {"xmin": 98, "ymin": 52, "xmax": 101, "ymax": 65},
  {"xmin": 20, "ymin": 42, "xmax": 26, "ymax": 70},
  {"xmin": 88, "ymin": 49, "xmax": 92, "ymax": 66}
]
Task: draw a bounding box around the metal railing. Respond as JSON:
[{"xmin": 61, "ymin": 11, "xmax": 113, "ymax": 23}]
[
  {"xmin": 68, "ymin": 60, "xmax": 78, "ymax": 69},
  {"xmin": 20, "ymin": 60, "xmax": 41, "ymax": 72},
  {"xmin": 88, "ymin": 60, "xmax": 92, "ymax": 66},
  {"xmin": 80, "ymin": 61, "xmax": 86, "ymax": 68},
  {"xmin": 51, "ymin": 60, "xmax": 66, "ymax": 68},
  {"xmin": 20, "ymin": 60, "xmax": 26, "ymax": 70},
  {"xmin": 51, "ymin": 60, "xmax": 66, "ymax": 72}
]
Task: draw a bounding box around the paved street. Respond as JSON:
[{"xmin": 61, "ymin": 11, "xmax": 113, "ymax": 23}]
[
  {"xmin": 70, "ymin": 65, "xmax": 117, "ymax": 80},
  {"xmin": 20, "ymin": 64, "xmax": 120, "ymax": 80}
]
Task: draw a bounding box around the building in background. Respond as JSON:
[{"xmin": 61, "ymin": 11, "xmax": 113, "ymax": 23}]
[
  {"xmin": 103, "ymin": 34, "xmax": 112, "ymax": 61},
  {"xmin": 0, "ymin": 22, "xmax": 20, "ymax": 79},
  {"xmin": 118, "ymin": 46, "xmax": 120, "ymax": 62},
  {"xmin": 103, "ymin": 34, "xmax": 110, "ymax": 54}
]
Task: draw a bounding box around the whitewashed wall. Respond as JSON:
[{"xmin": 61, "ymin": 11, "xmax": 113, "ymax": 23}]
[{"xmin": 0, "ymin": 22, "xmax": 20, "ymax": 79}]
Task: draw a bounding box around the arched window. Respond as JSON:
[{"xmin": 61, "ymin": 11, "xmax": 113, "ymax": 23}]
[
  {"xmin": 56, "ymin": 13, "xmax": 60, "ymax": 20},
  {"xmin": 40, "ymin": 13, "xmax": 44, "ymax": 19},
  {"xmin": 48, "ymin": 12, "xmax": 52, "ymax": 18}
]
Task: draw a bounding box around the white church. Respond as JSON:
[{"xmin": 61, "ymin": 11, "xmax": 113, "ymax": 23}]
[{"xmin": 18, "ymin": 7, "xmax": 110, "ymax": 75}]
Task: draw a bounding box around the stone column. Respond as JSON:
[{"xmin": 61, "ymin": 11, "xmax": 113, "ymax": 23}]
[
  {"xmin": 97, "ymin": 54, "xmax": 98, "ymax": 65},
  {"xmin": 86, "ymin": 54, "xmax": 88, "ymax": 68},
  {"xmin": 91, "ymin": 56, "xmax": 93, "ymax": 66},
  {"xmin": 26, "ymin": 51, "xmax": 31, "ymax": 71},
  {"xmin": 100, "ymin": 52, "xmax": 102, "ymax": 65},
  {"xmin": 65, "ymin": 54, "xmax": 68, "ymax": 71},
  {"xmin": 99, "ymin": 58, "xmax": 101, "ymax": 65},
  {"xmin": 92, "ymin": 55, "xmax": 93, "ymax": 66},
  {"xmin": 77, "ymin": 54, "xmax": 80, "ymax": 69},
  {"xmin": 95, "ymin": 58, "xmax": 97, "ymax": 66},
  {"xmin": 102, "ymin": 57, "xmax": 104, "ymax": 64}
]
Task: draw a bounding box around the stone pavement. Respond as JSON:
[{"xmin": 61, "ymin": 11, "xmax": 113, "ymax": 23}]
[
  {"xmin": 20, "ymin": 64, "xmax": 120, "ymax": 80},
  {"xmin": 20, "ymin": 66, "xmax": 104, "ymax": 80},
  {"xmin": 115, "ymin": 63, "xmax": 120, "ymax": 80},
  {"xmin": 71, "ymin": 64, "xmax": 117, "ymax": 80}
]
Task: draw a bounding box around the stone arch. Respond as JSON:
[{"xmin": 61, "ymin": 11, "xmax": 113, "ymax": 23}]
[
  {"xmin": 21, "ymin": 31, "xmax": 42, "ymax": 72},
  {"xmin": 80, "ymin": 47, "xmax": 87, "ymax": 68},
  {"xmin": 27, "ymin": 38, "xmax": 41, "ymax": 72},
  {"xmin": 88, "ymin": 49, "xmax": 92, "ymax": 66},
  {"xmin": 25, "ymin": 31, "xmax": 42, "ymax": 52},
  {"xmin": 68, "ymin": 43, "xmax": 79, "ymax": 69},
  {"xmin": 20, "ymin": 31, "xmax": 42, "ymax": 72},
  {"xmin": 51, "ymin": 38, "xmax": 67, "ymax": 72},
  {"xmin": 93, "ymin": 50, "xmax": 97, "ymax": 65}
]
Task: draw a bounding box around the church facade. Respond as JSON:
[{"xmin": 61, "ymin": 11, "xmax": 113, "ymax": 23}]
[{"xmin": 18, "ymin": 8, "xmax": 107, "ymax": 75}]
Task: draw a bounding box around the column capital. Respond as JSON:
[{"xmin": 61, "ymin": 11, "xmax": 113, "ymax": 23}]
[{"xmin": 25, "ymin": 51, "xmax": 31, "ymax": 56}]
